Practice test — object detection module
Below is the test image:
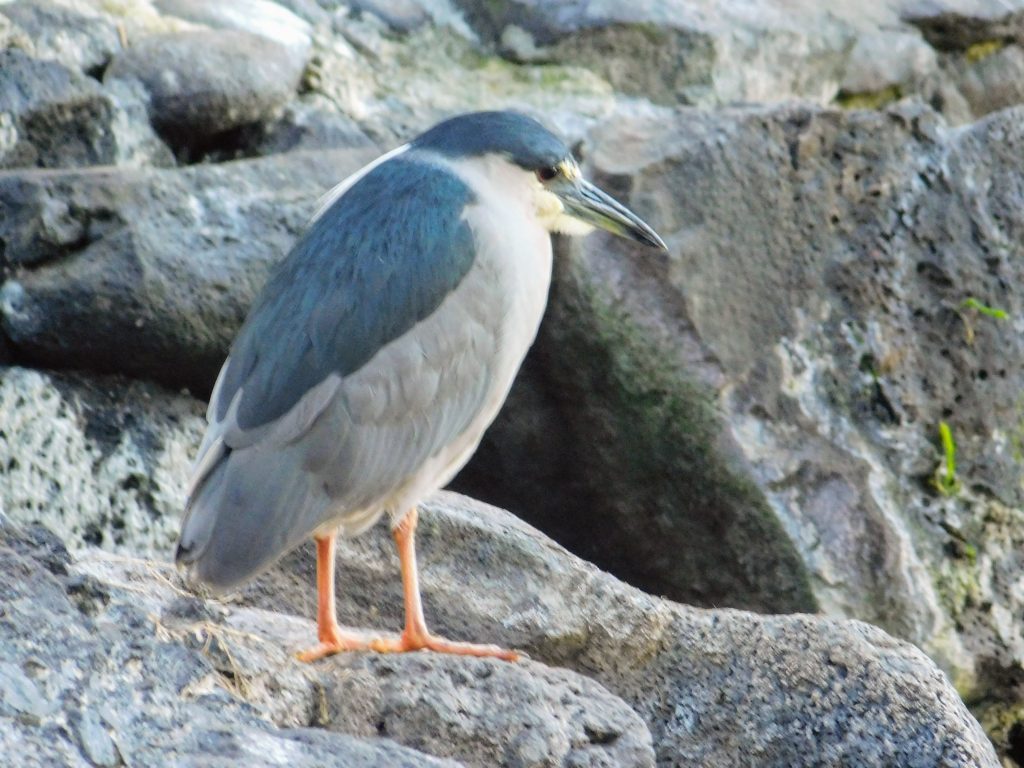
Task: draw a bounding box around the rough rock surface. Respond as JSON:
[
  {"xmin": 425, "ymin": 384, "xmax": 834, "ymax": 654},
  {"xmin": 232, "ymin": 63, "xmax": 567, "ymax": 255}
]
[
  {"xmin": 0, "ymin": 484, "xmax": 997, "ymax": 767},
  {"xmin": 0, "ymin": 366, "xmax": 203, "ymax": 555},
  {"xmin": 0, "ymin": 0, "xmax": 122, "ymax": 73},
  {"xmin": 459, "ymin": 0, "xmax": 857, "ymax": 106},
  {"xmin": 105, "ymin": 29, "xmax": 307, "ymax": 151},
  {"xmin": 154, "ymin": 0, "xmax": 314, "ymax": 61},
  {"xmin": 258, "ymin": 492, "xmax": 1001, "ymax": 766},
  {"xmin": 0, "ymin": 147, "xmax": 377, "ymax": 392},
  {"xmin": 0, "ymin": 48, "xmax": 171, "ymax": 169},
  {"xmin": 457, "ymin": 99, "xmax": 1024, "ymax": 706},
  {"xmin": 0, "ymin": 520, "xmax": 461, "ymax": 767}
]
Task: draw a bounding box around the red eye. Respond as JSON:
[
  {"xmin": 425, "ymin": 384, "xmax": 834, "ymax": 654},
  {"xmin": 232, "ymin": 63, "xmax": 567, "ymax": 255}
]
[{"xmin": 536, "ymin": 166, "xmax": 559, "ymax": 182}]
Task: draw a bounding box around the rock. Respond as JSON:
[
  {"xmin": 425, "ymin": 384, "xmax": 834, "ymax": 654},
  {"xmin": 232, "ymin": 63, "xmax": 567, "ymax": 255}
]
[
  {"xmin": 455, "ymin": 0, "xmax": 864, "ymax": 106},
  {"xmin": 303, "ymin": 491, "xmax": 999, "ymax": 765},
  {"xmin": 8, "ymin": 477, "xmax": 995, "ymax": 767},
  {"xmin": 839, "ymin": 29, "xmax": 938, "ymax": 98},
  {"xmin": 244, "ymin": 95, "xmax": 378, "ymax": 156},
  {"xmin": 943, "ymin": 43, "xmax": 1024, "ymax": 118},
  {"xmin": 267, "ymin": 0, "xmax": 331, "ymax": 25},
  {"xmin": 0, "ymin": 0, "xmax": 122, "ymax": 74},
  {"xmin": 0, "ymin": 146, "xmax": 377, "ymax": 392},
  {"xmin": 154, "ymin": 0, "xmax": 314, "ymax": 62},
  {"xmin": 457, "ymin": 101, "xmax": 1024, "ymax": 706},
  {"xmin": 286, "ymin": 651, "xmax": 654, "ymax": 767},
  {"xmin": 0, "ymin": 48, "xmax": 172, "ymax": 169},
  {"xmin": 901, "ymin": 0, "xmax": 1024, "ymax": 51},
  {"xmin": 0, "ymin": 352, "xmax": 990, "ymax": 765},
  {"xmin": 0, "ymin": 519, "xmax": 461, "ymax": 767},
  {"xmin": 0, "ymin": 366, "xmax": 204, "ymax": 555},
  {"xmin": 105, "ymin": 29, "xmax": 307, "ymax": 150},
  {"xmin": 0, "ymin": 660, "xmax": 51, "ymax": 718},
  {"xmin": 349, "ymin": 0, "xmax": 432, "ymax": 33},
  {"xmin": 896, "ymin": 0, "xmax": 1024, "ymax": 121},
  {"xmin": 453, "ymin": 0, "xmax": 1024, "ymax": 119}
]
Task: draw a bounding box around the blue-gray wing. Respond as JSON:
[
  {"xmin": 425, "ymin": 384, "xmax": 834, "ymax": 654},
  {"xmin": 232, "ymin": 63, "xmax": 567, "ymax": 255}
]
[{"xmin": 177, "ymin": 155, "xmax": 499, "ymax": 589}]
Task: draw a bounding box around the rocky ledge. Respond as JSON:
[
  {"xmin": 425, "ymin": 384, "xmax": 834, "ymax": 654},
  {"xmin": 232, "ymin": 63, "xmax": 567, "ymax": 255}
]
[
  {"xmin": 1, "ymin": 492, "xmax": 999, "ymax": 767},
  {"xmin": 0, "ymin": 363, "xmax": 999, "ymax": 766}
]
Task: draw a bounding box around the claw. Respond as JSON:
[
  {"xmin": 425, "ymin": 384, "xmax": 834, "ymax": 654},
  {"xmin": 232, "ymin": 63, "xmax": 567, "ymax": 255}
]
[{"xmin": 368, "ymin": 629, "xmax": 519, "ymax": 661}]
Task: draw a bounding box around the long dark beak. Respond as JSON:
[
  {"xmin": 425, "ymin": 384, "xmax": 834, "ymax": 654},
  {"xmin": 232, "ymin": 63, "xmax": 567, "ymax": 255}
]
[{"xmin": 556, "ymin": 178, "xmax": 667, "ymax": 250}]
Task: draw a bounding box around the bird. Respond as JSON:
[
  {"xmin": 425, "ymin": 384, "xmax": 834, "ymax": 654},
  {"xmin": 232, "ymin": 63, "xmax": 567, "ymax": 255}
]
[{"xmin": 176, "ymin": 110, "xmax": 667, "ymax": 662}]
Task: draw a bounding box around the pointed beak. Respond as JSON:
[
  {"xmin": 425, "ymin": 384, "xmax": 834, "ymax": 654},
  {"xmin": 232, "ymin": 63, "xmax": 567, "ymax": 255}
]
[{"xmin": 555, "ymin": 178, "xmax": 667, "ymax": 250}]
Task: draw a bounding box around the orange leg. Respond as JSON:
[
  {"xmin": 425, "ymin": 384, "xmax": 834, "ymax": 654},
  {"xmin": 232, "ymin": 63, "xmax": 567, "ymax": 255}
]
[
  {"xmin": 368, "ymin": 508, "xmax": 518, "ymax": 661},
  {"xmin": 297, "ymin": 510, "xmax": 518, "ymax": 662},
  {"xmin": 296, "ymin": 532, "xmax": 373, "ymax": 661}
]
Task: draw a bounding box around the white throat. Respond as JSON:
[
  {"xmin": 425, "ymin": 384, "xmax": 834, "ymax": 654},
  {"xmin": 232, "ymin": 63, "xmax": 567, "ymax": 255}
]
[{"xmin": 441, "ymin": 154, "xmax": 595, "ymax": 238}]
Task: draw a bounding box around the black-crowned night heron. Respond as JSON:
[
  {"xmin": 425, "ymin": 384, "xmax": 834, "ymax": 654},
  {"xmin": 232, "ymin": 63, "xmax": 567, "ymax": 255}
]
[{"xmin": 176, "ymin": 111, "xmax": 666, "ymax": 662}]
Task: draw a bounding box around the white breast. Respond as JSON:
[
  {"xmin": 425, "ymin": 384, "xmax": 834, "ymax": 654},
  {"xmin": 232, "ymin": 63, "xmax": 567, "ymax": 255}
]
[
  {"xmin": 448, "ymin": 154, "xmax": 553, "ymax": 420},
  {"xmin": 380, "ymin": 154, "xmax": 554, "ymax": 522}
]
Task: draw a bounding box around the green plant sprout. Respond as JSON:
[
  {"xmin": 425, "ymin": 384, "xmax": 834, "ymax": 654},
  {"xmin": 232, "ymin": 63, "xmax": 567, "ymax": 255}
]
[
  {"xmin": 961, "ymin": 297, "xmax": 1010, "ymax": 320},
  {"xmin": 933, "ymin": 421, "xmax": 962, "ymax": 497},
  {"xmin": 959, "ymin": 298, "xmax": 1010, "ymax": 344}
]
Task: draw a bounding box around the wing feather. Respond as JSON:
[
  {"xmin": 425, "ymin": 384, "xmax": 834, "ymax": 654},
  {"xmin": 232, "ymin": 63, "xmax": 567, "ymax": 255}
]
[{"xmin": 178, "ymin": 153, "xmax": 504, "ymax": 589}]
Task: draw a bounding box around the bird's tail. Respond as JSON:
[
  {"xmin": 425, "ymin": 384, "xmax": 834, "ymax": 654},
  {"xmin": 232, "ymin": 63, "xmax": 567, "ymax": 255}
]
[{"xmin": 176, "ymin": 441, "xmax": 331, "ymax": 593}]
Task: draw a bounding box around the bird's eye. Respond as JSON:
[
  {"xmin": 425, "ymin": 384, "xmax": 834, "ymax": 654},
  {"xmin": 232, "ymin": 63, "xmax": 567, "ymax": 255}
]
[{"xmin": 536, "ymin": 166, "xmax": 559, "ymax": 182}]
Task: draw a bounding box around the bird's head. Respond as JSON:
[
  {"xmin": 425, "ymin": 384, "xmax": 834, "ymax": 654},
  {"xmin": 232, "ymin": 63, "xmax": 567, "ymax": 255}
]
[{"xmin": 413, "ymin": 111, "xmax": 667, "ymax": 250}]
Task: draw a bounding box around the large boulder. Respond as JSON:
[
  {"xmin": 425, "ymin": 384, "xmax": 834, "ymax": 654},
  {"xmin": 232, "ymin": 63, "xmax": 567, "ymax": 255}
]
[
  {"xmin": 0, "ymin": 404, "xmax": 999, "ymax": 768},
  {"xmin": 105, "ymin": 29, "xmax": 308, "ymax": 152},
  {"xmin": 454, "ymin": 0, "xmax": 858, "ymax": 106},
  {"xmin": 0, "ymin": 484, "xmax": 997, "ymax": 766},
  {"xmin": 153, "ymin": 0, "xmax": 314, "ymax": 61},
  {"xmin": 456, "ymin": 101, "xmax": 1024, "ymax": 707},
  {"xmin": 0, "ymin": 48, "xmax": 172, "ymax": 169},
  {"xmin": 250, "ymin": 492, "xmax": 999, "ymax": 766},
  {"xmin": 0, "ymin": 146, "xmax": 377, "ymax": 393},
  {"xmin": 0, "ymin": 520, "xmax": 460, "ymax": 767}
]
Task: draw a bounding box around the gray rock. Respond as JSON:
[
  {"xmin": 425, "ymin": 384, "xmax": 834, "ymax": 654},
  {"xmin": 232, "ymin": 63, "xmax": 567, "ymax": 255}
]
[
  {"xmin": 457, "ymin": 101, "xmax": 1024, "ymax": 709},
  {"xmin": 154, "ymin": 0, "xmax": 314, "ymax": 62},
  {"xmin": 455, "ymin": 0, "xmax": 859, "ymax": 106},
  {"xmin": 0, "ymin": 358, "xmax": 991, "ymax": 766},
  {"xmin": 0, "ymin": 366, "xmax": 204, "ymax": 555},
  {"xmin": 0, "ymin": 660, "xmax": 50, "ymax": 718},
  {"xmin": 100, "ymin": 489, "xmax": 993, "ymax": 768},
  {"xmin": 943, "ymin": 43, "xmax": 1024, "ymax": 118},
  {"xmin": 70, "ymin": 708, "xmax": 120, "ymax": 767},
  {"xmin": 901, "ymin": 0, "xmax": 1024, "ymax": 51},
  {"xmin": 0, "ymin": 0, "xmax": 122, "ymax": 74},
  {"xmin": 0, "ymin": 146, "xmax": 376, "ymax": 392},
  {"xmin": 105, "ymin": 29, "xmax": 307, "ymax": 147},
  {"xmin": 312, "ymin": 654, "xmax": 654, "ymax": 767},
  {"xmin": 267, "ymin": 0, "xmax": 331, "ymax": 25},
  {"xmin": 0, "ymin": 48, "xmax": 172, "ymax": 169},
  {"xmin": 349, "ymin": 0, "xmax": 432, "ymax": 32},
  {"xmin": 245, "ymin": 96, "xmax": 378, "ymax": 156},
  {"xmin": 897, "ymin": 1, "xmax": 1024, "ymax": 121},
  {"xmin": 840, "ymin": 29, "xmax": 939, "ymax": 97},
  {"xmin": 301, "ymin": 493, "xmax": 1000, "ymax": 766},
  {"xmin": 0, "ymin": 520, "xmax": 460, "ymax": 767}
]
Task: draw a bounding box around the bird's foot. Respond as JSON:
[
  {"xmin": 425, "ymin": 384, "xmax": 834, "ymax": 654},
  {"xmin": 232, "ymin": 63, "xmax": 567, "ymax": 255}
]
[
  {"xmin": 297, "ymin": 625, "xmax": 518, "ymax": 662},
  {"xmin": 296, "ymin": 625, "xmax": 372, "ymax": 662},
  {"xmin": 368, "ymin": 627, "xmax": 519, "ymax": 661}
]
